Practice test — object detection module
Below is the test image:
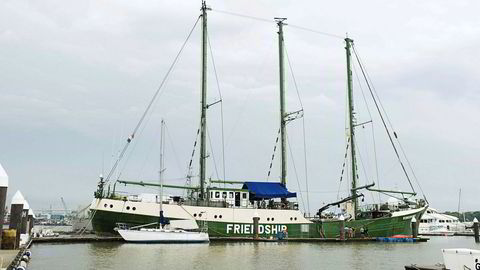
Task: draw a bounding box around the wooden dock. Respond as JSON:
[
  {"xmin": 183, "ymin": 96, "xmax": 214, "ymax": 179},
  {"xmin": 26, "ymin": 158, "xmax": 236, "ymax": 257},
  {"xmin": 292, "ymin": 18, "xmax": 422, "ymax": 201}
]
[
  {"xmin": 31, "ymin": 234, "xmax": 428, "ymax": 244},
  {"xmin": 32, "ymin": 234, "xmax": 123, "ymax": 243}
]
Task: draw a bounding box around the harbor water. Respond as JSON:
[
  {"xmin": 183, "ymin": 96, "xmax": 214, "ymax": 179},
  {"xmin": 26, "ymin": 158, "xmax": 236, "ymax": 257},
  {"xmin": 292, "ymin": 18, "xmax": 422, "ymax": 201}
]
[{"xmin": 29, "ymin": 237, "xmax": 479, "ymax": 269}]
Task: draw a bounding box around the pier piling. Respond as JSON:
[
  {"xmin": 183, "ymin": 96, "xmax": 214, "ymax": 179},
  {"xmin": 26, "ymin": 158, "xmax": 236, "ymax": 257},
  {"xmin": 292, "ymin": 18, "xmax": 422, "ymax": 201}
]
[
  {"xmin": 474, "ymin": 218, "xmax": 479, "ymax": 243},
  {"xmin": 253, "ymin": 216, "xmax": 259, "ymax": 239},
  {"xmin": 411, "ymin": 216, "xmax": 418, "ymax": 239},
  {"xmin": 339, "ymin": 215, "xmax": 345, "ymax": 240},
  {"xmin": 20, "ymin": 201, "xmax": 29, "ymax": 235},
  {"xmin": 0, "ymin": 164, "xmax": 9, "ymax": 248},
  {"xmin": 9, "ymin": 191, "xmax": 25, "ymax": 249}
]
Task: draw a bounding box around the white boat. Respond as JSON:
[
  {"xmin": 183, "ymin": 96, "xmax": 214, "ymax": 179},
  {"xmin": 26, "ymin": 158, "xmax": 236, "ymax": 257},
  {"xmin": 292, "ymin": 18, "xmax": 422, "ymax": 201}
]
[
  {"xmin": 115, "ymin": 120, "xmax": 209, "ymax": 243},
  {"xmin": 419, "ymin": 208, "xmax": 472, "ymax": 236},
  {"xmin": 442, "ymin": 248, "xmax": 480, "ymax": 270},
  {"xmin": 116, "ymin": 224, "xmax": 209, "ymax": 243}
]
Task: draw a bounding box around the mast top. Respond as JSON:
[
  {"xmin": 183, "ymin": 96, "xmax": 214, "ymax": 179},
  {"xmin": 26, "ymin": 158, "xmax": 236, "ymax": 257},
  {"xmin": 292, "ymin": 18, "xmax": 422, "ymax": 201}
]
[
  {"xmin": 274, "ymin": 17, "xmax": 287, "ymax": 25},
  {"xmin": 201, "ymin": 1, "xmax": 211, "ymax": 11}
]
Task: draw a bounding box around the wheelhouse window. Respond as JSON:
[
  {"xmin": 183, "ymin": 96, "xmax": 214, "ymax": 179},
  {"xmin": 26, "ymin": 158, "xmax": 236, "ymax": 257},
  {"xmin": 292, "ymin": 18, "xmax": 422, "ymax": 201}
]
[
  {"xmin": 215, "ymin": 191, "xmax": 220, "ymax": 198},
  {"xmin": 242, "ymin": 193, "xmax": 247, "ymax": 199}
]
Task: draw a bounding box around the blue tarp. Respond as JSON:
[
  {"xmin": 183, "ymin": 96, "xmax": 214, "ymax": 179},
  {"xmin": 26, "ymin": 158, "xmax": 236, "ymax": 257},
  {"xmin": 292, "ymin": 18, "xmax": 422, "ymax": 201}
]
[{"xmin": 242, "ymin": 182, "xmax": 296, "ymax": 199}]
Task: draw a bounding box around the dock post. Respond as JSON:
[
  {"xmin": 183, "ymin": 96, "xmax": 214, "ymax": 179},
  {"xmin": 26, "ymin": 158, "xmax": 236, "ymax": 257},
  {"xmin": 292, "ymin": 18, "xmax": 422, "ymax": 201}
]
[
  {"xmin": 253, "ymin": 211, "xmax": 260, "ymax": 239},
  {"xmin": 474, "ymin": 218, "xmax": 479, "ymax": 243},
  {"xmin": 9, "ymin": 191, "xmax": 25, "ymax": 249},
  {"xmin": 411, "ymin": 216, "xmax": 418, "ymax": 239},
  {"xmin": 253, "ymin": 217, "xmax": 259, "ymax": 239},
  {"xmin": 339, "ymin": 215, "xmax": 345, "ymax": 240},
  {"xmin": 0, "ymin": 163, "xmax": 9, "ymax": 248},
  {"xmin": 28, "ymin": 209, "xmax": 34, "ymax": 236},
  {"xmin": 21, "ymin": 201, "xmax": 29, "ymax": 235}
]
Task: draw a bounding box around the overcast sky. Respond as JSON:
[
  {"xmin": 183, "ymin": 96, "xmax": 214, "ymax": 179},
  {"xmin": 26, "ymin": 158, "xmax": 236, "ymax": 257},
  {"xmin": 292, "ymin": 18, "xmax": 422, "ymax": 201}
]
[{"xmin": 0, "ymin": 0, "xmax": 478, "ymax": 213}]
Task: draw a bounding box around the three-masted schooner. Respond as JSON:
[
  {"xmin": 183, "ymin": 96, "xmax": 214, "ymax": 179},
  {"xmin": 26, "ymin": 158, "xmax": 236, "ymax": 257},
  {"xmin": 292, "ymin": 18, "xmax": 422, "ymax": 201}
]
[{"xmin": 89, "ymin": 1, "xmax": 427, "ymax": 239}]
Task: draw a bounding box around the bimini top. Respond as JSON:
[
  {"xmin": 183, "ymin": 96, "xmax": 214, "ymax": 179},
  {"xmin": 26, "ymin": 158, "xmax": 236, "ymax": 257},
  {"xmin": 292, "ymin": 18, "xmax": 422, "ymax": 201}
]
[{"xmin": 242, "ymin": 182, "xmax": 296, "ymax": 200}]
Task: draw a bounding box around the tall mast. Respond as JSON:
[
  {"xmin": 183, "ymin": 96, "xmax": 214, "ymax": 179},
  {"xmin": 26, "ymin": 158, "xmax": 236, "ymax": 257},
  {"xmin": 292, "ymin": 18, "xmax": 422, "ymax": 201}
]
[
  {"xmin": 345, "ymin": 37, "xmax": 358, "ymax": 218},
  {"xmin": 199, "ymin": 1, "xmax": 208, "ymax": 200},
  {"xmin": 159, "ymin": 119, "xmax": 165, "ymax": 226},
  {"xmin": 276, "ymin": 18, "xmax": 287, "ymax": 189}
]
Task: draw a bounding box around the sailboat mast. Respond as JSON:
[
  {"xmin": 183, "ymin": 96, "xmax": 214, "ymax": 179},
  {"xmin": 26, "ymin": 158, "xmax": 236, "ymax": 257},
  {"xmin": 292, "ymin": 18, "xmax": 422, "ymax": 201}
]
[
  {"xmin": 276, "ymin": 18, "xmax": 287, "ymax": 188},
  {"xmin": 199, "ymin": 1, "xmax": 208, "ymax": 200},
  {"xmin": 159, "ymin": 119, "xmax": 165, "ymax": 214},
  {"xmin": 158, "ymin": 119, "xmax": 166, "ymax": 227},
  {"xmin": 345, "ymin": 37, "xmax": 358, "ymax": 218}
]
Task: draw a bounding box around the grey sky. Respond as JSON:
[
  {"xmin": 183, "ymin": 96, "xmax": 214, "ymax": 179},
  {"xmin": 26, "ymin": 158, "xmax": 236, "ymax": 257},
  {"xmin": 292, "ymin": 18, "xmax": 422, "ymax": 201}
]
[{"xmin": 0, "ymin": 0, "xmax": 479, "ymax": 213}]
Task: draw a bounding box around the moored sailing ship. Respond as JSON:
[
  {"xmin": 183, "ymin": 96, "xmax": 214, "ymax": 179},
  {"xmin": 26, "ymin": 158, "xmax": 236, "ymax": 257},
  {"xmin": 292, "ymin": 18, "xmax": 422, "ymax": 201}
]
[{"xmin": 89, "ymin": 1, "xmax": 427, "ymax": 239}]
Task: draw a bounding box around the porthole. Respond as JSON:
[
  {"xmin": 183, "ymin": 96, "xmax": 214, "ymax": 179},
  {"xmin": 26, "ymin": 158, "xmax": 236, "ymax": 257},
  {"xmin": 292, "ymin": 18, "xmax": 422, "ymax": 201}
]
[
  {"xmin": 294, "ymin": 217, "xmax": 297, "ymax": 221},
  {"xmin": 104, "ymin": 204, "xmax": 107, "ymax": 208},
  {"xmin": 199, "ymin": 213, "xmax": 202, "ymax": 217},
  {"xmin": 214, "ymin": 215, "xmax": 218, "ymax": 219},
  {"xmin": 193, "ymin": 213, "xmax": 197, "ymax": 217},
  {"xmin": 132, "ymin": 207, "xmax": 136, "ymax": 211},
  {"xmin": 219, "ymin": 215, "xmax": 222, "ymax": 219},
  {"xmin": 267, "ymin": 218, "xmax": 270, "ymax": 221},
  {"xmin": 271, "ymin": 218, "xmax": 274, "ymax": 221},
  {"xmin": 290, "ymin": 217, "xmax": 293, "ymax": 221},
  {"xmin": 126, "ymin": 206, "xmax": 130, "ymax": 210},
  {"xmin": 109, "ymin": 204, "xmax": 113, "ymax": 208}
]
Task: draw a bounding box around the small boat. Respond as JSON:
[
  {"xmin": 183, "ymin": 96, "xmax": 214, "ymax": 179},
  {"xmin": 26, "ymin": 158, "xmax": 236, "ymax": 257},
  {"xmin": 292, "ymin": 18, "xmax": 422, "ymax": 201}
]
[
  {"xmin": 419, "ymin": 208, "xmax": 471, "ymax": 236},
  {"xmin": 116, "ymin": 223, "xmax": 209, "ymax": 243},
  {"xmin": 115, "ymin": 120, "xmax": 209, "ymax": 243},
  {"xmin": 405, "ymin": 248, "xmax": 480, "ymax": 270}
]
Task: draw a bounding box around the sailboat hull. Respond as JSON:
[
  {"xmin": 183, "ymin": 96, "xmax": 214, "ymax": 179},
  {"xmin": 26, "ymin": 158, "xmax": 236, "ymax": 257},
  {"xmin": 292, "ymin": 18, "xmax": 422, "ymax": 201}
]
[
  {"xmin": 117, "ymin": 229, "xmax": 209, "ymax": 243},
  {"xmin": 90, "ymin": 198, "xmax": 426, "ymax": 238}
]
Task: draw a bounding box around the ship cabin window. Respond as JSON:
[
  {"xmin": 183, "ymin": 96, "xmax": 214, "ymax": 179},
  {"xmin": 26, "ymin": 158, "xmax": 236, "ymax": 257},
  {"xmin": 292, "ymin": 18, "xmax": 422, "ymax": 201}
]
[
  {"xmin": 242, "ymin": 193, "xmax": 247, "ymax": 199},
  {"xmin": 229, "ymin": 192, "xmax": 234, "ymax": 199},
  {"xmin": 222, "ymin": 192, "xmax": 227, "ymax": 199},
  {"xmin": 210, "ymin": 192, "xmax": 213, "ymax": 198},
  {"xmin": 215, "ymin": 191, "xmax": 220, "ymax": 198}
]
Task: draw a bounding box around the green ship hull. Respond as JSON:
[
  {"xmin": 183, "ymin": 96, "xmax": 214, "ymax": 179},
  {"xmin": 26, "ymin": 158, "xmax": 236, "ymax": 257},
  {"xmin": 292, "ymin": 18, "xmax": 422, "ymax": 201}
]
[{"xmin": 91, "ymin": 208, "xmax": 425, "ymax": 238}]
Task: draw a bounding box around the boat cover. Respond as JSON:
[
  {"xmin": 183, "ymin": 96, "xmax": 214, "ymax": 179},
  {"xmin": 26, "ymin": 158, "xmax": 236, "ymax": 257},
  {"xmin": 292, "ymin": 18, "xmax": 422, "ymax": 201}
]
[{"xmin": 242, "ymin": 182, "xmax": 296, "ymax": 199}]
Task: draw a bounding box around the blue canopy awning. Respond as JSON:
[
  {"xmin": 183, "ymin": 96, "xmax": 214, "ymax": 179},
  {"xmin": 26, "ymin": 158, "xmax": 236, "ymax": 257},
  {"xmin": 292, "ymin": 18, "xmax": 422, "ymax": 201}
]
[{"xmin": 242, "ymin": 182, "xmax": 296, "ymax": 200}]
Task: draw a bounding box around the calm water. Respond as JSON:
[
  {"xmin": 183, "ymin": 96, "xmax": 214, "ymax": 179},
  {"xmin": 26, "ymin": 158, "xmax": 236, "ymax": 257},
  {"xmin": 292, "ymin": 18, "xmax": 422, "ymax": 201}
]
[{"xmin": 29, "ymin": 237, "xmax": 479, "ymax": 270}]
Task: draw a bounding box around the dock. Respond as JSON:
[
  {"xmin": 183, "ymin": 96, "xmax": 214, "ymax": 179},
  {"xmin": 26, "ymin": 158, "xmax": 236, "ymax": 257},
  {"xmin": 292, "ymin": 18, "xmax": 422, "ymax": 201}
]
[
  {"xmin": 31, "ymin": 234, "xmax": 428, "ymax": 244},
  {"xmin": 404, "ymin": 264, "xmax": 446, "ymax": 270},
  {"xmin": 32, "ymin": 234, "xmax": 122, "ymax": 244}
]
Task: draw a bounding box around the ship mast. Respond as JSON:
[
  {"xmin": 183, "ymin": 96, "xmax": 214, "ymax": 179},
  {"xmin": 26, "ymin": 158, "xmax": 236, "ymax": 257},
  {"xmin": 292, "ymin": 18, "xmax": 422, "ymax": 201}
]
[
  {"xmin": 276, "ymin": 18, "xmax": 287, "ymax": 191},
  {"xmin": 159, "ymin": 119, "xmax": 166, "ymax": 226},
  {"xmin": 345, "ymin": 37, "xmax": 358, "ymax": 218},
  {"xmin": 199, "ymin": 0, "xmax": 209, "ymax": 200}
]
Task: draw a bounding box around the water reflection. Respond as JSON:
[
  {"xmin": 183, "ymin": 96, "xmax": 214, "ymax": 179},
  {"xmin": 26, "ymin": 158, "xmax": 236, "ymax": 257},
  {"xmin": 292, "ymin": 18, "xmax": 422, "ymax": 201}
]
[{"xmin": 30, "ymin": 237, "xmax": 479, "ymax": 270}]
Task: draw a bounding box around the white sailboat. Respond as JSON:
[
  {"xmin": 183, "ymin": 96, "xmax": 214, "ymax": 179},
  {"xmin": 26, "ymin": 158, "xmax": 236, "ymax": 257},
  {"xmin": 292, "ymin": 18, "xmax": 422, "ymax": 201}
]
[{"xmin": 116, "ymin": 120, "xmax": 209, "ymax": 243}]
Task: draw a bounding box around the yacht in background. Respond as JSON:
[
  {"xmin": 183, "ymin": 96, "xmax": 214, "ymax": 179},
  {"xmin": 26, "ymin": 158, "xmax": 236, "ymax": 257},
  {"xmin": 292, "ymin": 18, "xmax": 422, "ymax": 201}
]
[{"xmin": 419, "ymin": 208, "xmax": 472, "ymax": 236}]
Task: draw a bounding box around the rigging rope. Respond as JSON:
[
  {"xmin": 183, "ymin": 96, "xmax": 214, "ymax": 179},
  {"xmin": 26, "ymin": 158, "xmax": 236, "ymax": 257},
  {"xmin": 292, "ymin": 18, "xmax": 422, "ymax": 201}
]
[
  {"xmin": 353, "ymin": 46, "xmax": 426, "ymax": 201},
  {"xmin": 267, "ymin": 128, "xmax": 281, "ymax": 180},
  {"xmin": 211, "ymin": 9, "xmax": 274, "ymax": 23},
  {"xmin": 286, "ymin": 133, "xmax": 306, "ymax": 213},
  {"xmin": 102, "ymin": 16, "xmax": 201, "ymax": 186},
  {"xmin": 351, "ymin": 44, "xmax": 416, "ymax": 195},
  {"xmin": 351, "ymin": 63, "xmax": 381, "ymax": 202},
  {"xmin": 211, "ymin": 8, "xmax": 343, "ymax": 40},
  {"xmin": 284, "ymin": 46, "xmax": 310, "ymax": 215},
  {"xmin": 287, "ymin": 24, "xmax": 344, "ymax": 40},
  {"xmin": 207, "ymin": 32, "xmax": 227, "ymax": 181},
  {"xmin": 206, "ymin": 124, "xmax": 221, "ymax": 180},
  {"xmin": 352, "ymin": 63, "xmax": 381, "ymax": 203},
  {"xmin": 165, "ymin": 123, "xmax": 184, "ymax": 176}
]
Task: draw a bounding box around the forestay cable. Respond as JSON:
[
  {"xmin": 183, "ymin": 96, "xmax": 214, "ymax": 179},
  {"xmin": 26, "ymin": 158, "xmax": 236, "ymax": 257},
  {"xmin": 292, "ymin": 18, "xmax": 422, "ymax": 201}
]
[{"xmin": 102, "ymin": 16, "xmax": 201, "ymax": 185}]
